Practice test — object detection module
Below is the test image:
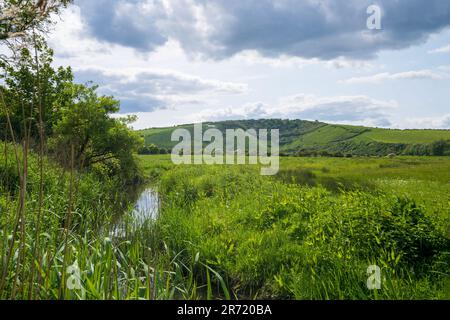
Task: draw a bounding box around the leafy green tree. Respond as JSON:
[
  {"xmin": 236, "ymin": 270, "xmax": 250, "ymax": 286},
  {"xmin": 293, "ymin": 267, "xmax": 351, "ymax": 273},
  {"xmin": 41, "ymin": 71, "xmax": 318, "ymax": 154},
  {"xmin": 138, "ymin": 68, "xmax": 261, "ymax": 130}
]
[
  {"xmin": 49, "ymin": 83, "xmax": 143, "ymax": 181},
  {"xmin": 1, "ymin": 34, "xmax": 143, "ymax": 184},
  {"xmin": 0, "ymin": 37, "xmax": 73, "ymax": 141},
  {"xmin": 138, "ymin": 144, "xmax": 167, "ymax": 155},
  {"xmin": 147, "ymin": 144, "xmax": 160, "ymax": 154},
  {"xmin": 431, "ymin": 140, "xmax": 449, "ymax": 156},
  {"xmin": 137, "ymin": 146, "xmax": 150, "ymax": 155}
]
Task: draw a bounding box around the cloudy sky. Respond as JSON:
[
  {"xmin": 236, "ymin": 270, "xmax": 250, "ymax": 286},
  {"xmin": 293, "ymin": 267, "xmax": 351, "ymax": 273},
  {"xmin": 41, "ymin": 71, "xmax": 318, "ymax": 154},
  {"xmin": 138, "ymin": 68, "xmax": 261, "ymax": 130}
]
[{"xmin": 46, "ymin": 0, "xmax": 450, "ymax": 129}]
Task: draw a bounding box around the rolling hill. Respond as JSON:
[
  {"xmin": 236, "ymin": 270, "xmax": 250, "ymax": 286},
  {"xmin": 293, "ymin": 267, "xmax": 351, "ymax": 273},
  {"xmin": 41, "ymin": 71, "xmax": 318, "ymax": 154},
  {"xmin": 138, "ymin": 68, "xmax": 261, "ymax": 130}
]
[{"xmin": 137, "ymin": 119, "xmax": 450, "ymax": 156}]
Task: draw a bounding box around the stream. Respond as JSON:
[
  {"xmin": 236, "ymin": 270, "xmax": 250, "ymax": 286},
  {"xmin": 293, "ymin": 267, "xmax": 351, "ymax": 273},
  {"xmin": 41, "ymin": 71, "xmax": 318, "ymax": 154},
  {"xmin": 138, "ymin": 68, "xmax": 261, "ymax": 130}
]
[
  {"xmin": 111, "ymin": 186, "xmax": 160, "ymax": 237},
  {"xmin": 131, "ymin": 187, "xmax": 160, "ymax": 223}
]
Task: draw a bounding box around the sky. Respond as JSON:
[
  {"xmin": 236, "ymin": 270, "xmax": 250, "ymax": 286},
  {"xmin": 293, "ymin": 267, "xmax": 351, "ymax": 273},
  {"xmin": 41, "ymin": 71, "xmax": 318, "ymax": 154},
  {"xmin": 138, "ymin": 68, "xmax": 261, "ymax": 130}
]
[{"xmin": 44, "ymin": 0, "xmax": 450, "ymax": 130}]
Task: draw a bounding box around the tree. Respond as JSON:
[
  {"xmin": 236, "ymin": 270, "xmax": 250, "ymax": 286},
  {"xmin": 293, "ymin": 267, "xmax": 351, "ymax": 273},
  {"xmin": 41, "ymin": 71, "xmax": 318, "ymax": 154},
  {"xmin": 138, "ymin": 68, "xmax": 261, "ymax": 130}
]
[
  {"xmin": 138, "ymin": 144, "xmax": 168, "ymax": 155},
  {"xmin": 1, "ymin": 0, "xmax": 71, "ymax": 40},
  {"xmin": 1, "ymin": 31, "xmax": 143, "ymax": 184},
  {"xmin": 147, "ymin": 144, "xmax": 160, "ymax": 154},
  {"xmin": 0, "ymin": 36, "xmax": 73, "ymax": 141},
  {"xmin": 48, "ymin": 83, "xmax": 143, "ymax": 182},
  {"xmin": 431, "ymin": 140, "xmax": 449, "ymax": 156}
]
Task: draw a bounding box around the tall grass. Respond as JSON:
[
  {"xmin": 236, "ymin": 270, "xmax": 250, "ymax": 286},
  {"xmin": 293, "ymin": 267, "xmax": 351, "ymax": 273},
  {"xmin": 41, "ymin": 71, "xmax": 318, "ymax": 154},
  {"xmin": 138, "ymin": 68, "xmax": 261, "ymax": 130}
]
[
  {"xmin": 145, "ymin": 158, "xmax": 450, "ymax": 300},
  {"xmin": 1, "ymin": 147, "xmax": 449, "ymax": 300},
  {"xmin": 0, "ymin": 145, "xmax": 234, "ymax": 299}
]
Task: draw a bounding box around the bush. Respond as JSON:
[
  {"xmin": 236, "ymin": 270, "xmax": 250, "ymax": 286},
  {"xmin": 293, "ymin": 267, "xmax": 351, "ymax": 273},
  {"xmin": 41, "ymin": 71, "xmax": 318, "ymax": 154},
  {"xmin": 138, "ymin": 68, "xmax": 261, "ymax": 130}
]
[{"xmin": 277, "ymin": 168, "xmax": 317, "ymax": 186}]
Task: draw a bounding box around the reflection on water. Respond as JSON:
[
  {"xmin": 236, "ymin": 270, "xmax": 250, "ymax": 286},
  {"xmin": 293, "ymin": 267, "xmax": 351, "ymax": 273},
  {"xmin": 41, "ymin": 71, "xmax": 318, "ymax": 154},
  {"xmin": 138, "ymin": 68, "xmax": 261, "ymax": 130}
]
[
  {"xmin": 131, "ymin": 187, "xmax": 160, "ymax": 224},
  {"xmin": 111, "ymin": 186, "xmax": 159, "ymax": 238}
]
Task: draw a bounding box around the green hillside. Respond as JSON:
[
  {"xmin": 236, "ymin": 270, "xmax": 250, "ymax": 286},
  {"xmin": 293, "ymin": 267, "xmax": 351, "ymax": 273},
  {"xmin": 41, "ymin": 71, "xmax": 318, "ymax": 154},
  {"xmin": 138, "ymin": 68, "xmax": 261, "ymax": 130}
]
[{"xmin": 137, "ymin": 119, "xmax": 450, "ymax": 156}]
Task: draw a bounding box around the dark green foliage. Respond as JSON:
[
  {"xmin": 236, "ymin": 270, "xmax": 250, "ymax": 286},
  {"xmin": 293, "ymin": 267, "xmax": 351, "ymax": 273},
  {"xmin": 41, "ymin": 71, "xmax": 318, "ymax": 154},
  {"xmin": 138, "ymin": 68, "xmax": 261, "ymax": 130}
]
[
  {"xmin": 430, "ymin": 140, "xmax": 450, "ymax": 156},
  {"xmin": 277, "ymin": 168, "xmax": 317, "ymax": 186},
  {"xmin": 0, "ymin": 40, "xmax": 73, "ymax": 140},
  {"xmin": 47, "ymin": 83, "xmax": 143, "ymax": 182},
  {"xmin": 138, "ymin": 143, "xmax": 168, "ymax": 155},
  {"xmin": 1, "ymin": 44, "xmax": 143, "ymax": 184}
]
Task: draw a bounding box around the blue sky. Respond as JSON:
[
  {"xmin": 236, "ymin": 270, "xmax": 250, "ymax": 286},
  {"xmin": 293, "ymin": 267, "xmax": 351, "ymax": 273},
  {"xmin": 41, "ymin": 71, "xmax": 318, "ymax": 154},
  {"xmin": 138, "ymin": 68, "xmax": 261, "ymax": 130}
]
[{"xmin": 46, "ymin": 0, "xmax": 450, "ymax": 129}]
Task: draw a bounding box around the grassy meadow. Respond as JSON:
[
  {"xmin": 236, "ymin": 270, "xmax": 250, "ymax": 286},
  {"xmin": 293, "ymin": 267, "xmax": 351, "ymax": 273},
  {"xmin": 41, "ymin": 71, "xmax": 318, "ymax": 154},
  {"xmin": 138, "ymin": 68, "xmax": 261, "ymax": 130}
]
[{"xmin": 136, "ymin": 154, "xmax": 450, "ymax": 299}]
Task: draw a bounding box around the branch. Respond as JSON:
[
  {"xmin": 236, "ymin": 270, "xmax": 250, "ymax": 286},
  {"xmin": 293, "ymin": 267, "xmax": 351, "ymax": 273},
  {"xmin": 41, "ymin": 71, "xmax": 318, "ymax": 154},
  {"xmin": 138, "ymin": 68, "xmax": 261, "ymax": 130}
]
[
  {"xmin": 1, "ymin": 0, "xmax": 72, "ymax": 40},
  {"xmin": 86, "ymin": 155, "xmax": 117, "ymax": 166}
]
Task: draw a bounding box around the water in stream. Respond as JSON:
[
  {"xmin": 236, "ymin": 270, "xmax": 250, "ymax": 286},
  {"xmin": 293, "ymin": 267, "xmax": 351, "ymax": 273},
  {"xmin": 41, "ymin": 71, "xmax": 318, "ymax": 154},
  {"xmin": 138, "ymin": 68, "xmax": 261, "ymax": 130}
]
[
  {"xmin": 131, "ymin": 187, "xmax": 160, "ymax": 224},
  {"xmin": 111, "ymin": 186, "xmax": 160, "ymax": 238}
]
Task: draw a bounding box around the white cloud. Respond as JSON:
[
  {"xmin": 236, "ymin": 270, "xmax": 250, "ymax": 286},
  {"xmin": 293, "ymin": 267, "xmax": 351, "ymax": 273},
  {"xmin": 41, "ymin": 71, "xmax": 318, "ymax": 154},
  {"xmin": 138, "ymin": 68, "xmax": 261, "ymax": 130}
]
[
  {"xmin": 190, "ymin": 93, "xmax": 398, "ymax": 127},
  {"xmin": 73, "ymin": 67, "xmax": 248, "ymax": 113},
  {"xmin": 48, "ymin": 6, "xmax": 110, "ymax": 57},
  {"xmin": 190, "ymin": 97, "xmax": 450, "ymax": 129},
  {"xmin": 429, "ymin": 44, "xmax": 450, "ymax": 53},
  {"xmin": 193, "ymin": 102, "xmax": 271, "ymax": 122},
  {"xmin": 400, "ymin": 114, "xmax": 450, "ymax": 129},
  {"xmin": 341, "ymin": 70, "xmax": 445, "ymax": 84},
  {"xmin": 437, "ymin": 65, "xmax": 450, "ymax": 72},
  {"xmin": 231, "ymin": 50, "xmax": 374, "ymax": 70}
]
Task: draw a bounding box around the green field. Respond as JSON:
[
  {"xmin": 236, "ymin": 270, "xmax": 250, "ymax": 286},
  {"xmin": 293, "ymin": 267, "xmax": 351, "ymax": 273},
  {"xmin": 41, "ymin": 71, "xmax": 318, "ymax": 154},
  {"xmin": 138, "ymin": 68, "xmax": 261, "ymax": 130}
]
[
  {"xmin": 292, "ymin": 126, "xmax": 450, "ymax": 147},
  {"xmin": 138, "ymin": 120, "xmax": 450, "ymax": 156},
  {"xmin": 135, "ymin": 154, "xmax": 450, "ymax": 299},
  {"xmin": 360, "ymin": 128, "xmax": 450, "ymax": 144}
]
